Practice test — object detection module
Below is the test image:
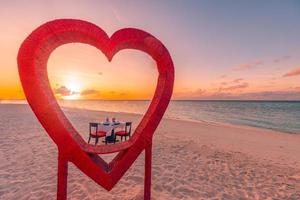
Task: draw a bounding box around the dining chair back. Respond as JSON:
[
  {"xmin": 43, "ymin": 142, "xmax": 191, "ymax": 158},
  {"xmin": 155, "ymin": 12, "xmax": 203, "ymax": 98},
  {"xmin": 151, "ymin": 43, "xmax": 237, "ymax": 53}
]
[
  {"xmin": 116, "ymin": 122, "xmax": 132, "ymax": 141},
  {"xmin": 88, "ymin": 122, "xmax": 106, "ymax": 145},
  {"xmin": 125, "ymin": 122, "xmax": 132, "ymax": 136}
]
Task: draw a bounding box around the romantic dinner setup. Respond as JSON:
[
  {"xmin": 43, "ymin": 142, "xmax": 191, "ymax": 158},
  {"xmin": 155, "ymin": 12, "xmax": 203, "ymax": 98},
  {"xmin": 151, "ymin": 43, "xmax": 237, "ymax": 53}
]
[
  {"xmin": 17, "ymin": 18, "xmax": 174, "ymax": 200},
  {"xmin": 1, "ymin": 1, "xmax": 299, "ymax": 200},
  {"xmin": 88, "ymin": 118, "xmax": 132, "ymax": 145}
]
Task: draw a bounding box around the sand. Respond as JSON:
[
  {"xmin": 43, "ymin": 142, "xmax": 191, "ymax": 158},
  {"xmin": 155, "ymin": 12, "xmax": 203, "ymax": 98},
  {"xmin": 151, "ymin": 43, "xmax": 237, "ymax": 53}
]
[{"xmin": 1, "ymin": 104, "xmax": 300, "ymax": 199}]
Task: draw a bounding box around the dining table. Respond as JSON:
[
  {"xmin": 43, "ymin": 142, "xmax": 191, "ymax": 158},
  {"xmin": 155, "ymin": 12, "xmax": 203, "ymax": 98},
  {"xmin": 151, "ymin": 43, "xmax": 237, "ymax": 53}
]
[{"xmin": 97, "ymin": 121, "xmax": 125, "ymax": 143}]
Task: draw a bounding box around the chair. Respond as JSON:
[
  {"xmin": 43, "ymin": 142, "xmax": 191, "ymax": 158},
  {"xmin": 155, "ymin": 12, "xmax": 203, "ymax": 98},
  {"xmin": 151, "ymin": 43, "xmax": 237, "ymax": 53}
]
[
  {"xmin": 88, "ymin": 123, "xmax": 106, "ymax": 145},
  {"xmin": 115, "ymin": 122, "xmax": 132, "ymax": 141}
]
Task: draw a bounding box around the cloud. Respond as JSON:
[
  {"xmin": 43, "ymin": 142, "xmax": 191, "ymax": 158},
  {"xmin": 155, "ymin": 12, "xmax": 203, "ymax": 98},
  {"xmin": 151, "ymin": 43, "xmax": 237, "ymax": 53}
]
[
  {"xmin": 274, "ymin": 56, "xmax": 291, "ymax": 63},
  {"xmin": 109, "ymin": 91, "xmax": 127, "ymax": 96},
  {"xmin": 210, "ymin": 90, "xmax": 300, "ymax": 100},
  {"xmin": 283, "ymin": 67, "xmax": 300, "ymax": 77},
  {"xmin": 235, "ymin": 60, "xmax": 263, "ymax": 70},
  {"xmin": 237, "ymin": 64, "xmax": 252, "ymax": 70},
  {"xmin": 98, "ymin": 72, "xmax": 103, "ymax": 76},
  {"xmin": 219, "ymin": 78, "xmax": 244, "ymax": 87},
  {"xmin": 174, "ymin": 84, "xmax": 300, "ymax": 100},
  {"xmin": 255, "ymin": 60, "xmax": 263, "ymax": 65},
  {"xmin": 238, "ymin": 90, "xmax": 300, "ymax": 100},
  {"xmin": 232, "ymin": 78, "xmax": 244, "ymax": 83},
  {"xmin": 193, "ymin": 89, "xmax": 206, "ymax": 95},
  {"xmin": 174, "ymin": 88, "xmax": 206, "ymax": 98},
  {"xmin": 80, "ymin": 89, "xmax": 100, "ymax": 96},
  {"xmin": 218, "ymin": 83, "xmax": 249, "ymax": 92},
  {"xmin": 175, "ymin": 89, "xmax": 300, "ymax": 100},
  {"xmin": 54, "ymin": 86, "xmax": 72, "ymax": 96}
]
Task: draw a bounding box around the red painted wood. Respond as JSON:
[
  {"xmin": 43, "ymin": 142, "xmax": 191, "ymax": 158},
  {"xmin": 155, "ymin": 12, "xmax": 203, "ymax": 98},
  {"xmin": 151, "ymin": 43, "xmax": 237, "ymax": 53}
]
[
  {"xmin": 17, "ymin": 19, "xmax": 174, "ymax": 199},
  {"xmin": 57, "ymin": 153, "xmax": 68, "ymax": 200},
  {"xmin": 144, "ymin": 143, "xmax": 152, "ymax": 200}
]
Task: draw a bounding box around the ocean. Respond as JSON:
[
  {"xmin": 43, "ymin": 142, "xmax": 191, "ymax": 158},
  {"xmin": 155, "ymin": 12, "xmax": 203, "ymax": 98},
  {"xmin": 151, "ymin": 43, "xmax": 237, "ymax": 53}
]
[{"xmin": 1, "ymin": 100, "xmax": 300, "ymax": 134}]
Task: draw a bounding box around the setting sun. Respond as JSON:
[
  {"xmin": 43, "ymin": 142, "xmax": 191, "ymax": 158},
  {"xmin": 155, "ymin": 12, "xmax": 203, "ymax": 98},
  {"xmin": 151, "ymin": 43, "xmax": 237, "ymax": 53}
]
[
  {"xmin": 46, "ymin": 43, "xmax": 157, "ymax": 100},
  {"xmin": 63, "ymin": 77, "xmax": 82, "ymax": 100},
  {"xmin": 65, "ymin": 79, "xmax": 82, "ymax": 93}
]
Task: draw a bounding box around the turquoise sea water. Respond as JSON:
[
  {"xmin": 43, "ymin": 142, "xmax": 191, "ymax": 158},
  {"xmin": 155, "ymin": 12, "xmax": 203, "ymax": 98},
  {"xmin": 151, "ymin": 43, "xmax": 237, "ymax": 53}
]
[
  {"xmin": 59, "ymin": 100, "xmax": 300, "ymax": 134},
  {"xmin": 1, "ymin": 100, "xmax": 300, "ymax": 134}
]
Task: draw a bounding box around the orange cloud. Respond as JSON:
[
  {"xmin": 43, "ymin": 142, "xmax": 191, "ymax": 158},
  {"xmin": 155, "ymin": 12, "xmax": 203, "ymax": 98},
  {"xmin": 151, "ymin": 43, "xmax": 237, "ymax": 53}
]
[
  {"xmin": 218, "ymin": 83, "xmax": 249, "ymax": 92},
  {"xmin": 237, "ymin": 90, "xmax": 300, "ymax": 100},
  {"xmin": 174, "ymin": 89, "xmax": 300, "ymax": 100},
  {"xmin": 235, "ymin": 60, "xmax": 263, "ymax": 70},
  {"xmin": 174, "ymin": 88, "xmax": 206, "ymax": 99},
  {"xmin": 232, "ymin": 78, "xmax": 244, "ymax": 83},
  {"xmin": 54, "ymin": 86, "xmax": 72, "ymax": 96},
  {"xmin": 219, "ymin": 78, "xmax": 244, "ymax": 87},
  {"xmin": 80, "ymin": 89, "xmax": 100, "ymax": 96},
  {"xmin": 283, "ymin": 67, "xmax": 300, "ymax": 77}
]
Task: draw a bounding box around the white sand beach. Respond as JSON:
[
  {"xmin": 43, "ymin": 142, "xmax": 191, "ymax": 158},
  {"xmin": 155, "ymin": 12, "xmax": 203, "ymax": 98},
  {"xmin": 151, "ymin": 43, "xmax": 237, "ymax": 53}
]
[{"xmin": 1, "ymin": 104, "xmax": 300, "ymax": 199}]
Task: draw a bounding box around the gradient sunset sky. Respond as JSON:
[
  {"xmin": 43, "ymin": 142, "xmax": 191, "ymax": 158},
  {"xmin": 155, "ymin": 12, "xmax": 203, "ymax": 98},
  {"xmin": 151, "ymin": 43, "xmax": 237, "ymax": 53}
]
[{"xmin": 1, "ymin": 0, "xmax": 299, "ymax": 100}]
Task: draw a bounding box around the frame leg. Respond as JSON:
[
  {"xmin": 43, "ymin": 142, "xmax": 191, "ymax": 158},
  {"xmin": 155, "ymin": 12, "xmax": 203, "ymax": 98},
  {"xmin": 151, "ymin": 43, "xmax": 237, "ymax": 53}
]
[
  {"xmin": 144, "ymin": 143, "xmax": 152, "ymax": 200},
  {"xmin": 57, "ymin": 153, "xmax": 68, "ymax": 200}
]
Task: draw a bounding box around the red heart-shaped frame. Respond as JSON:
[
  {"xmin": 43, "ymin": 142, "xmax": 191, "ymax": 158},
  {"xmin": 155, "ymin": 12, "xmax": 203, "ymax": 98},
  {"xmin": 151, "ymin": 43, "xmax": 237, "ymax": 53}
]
[{"xmin": 17, "ymin": 19, "xmax": 174, "ymax": 199}]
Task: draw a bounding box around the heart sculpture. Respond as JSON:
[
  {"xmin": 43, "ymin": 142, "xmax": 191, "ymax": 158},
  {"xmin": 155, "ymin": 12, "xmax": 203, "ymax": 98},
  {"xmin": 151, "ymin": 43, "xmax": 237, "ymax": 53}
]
[{"xmin": 17, "ymin": 19, "xmax": 174, "ymax": 200}]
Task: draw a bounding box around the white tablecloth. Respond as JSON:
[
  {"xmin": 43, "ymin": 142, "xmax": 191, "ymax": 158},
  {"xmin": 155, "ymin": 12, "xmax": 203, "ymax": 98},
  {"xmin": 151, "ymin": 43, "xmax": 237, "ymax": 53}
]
[{"xmin": 98, "ymin": 122, "xmax": 125, "ymax": 136}]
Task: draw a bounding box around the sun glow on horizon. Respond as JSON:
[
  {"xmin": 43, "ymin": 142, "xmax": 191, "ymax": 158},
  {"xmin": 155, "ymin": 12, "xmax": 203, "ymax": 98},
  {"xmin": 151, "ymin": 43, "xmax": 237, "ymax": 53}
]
[
  {"xmin": 65, "ymin": 79, "xmax": 83, "ymax": 94},
  {"xmin": 46, "ymin": 42, "xmax": 158, "ymax": 101},
  {"xmin": 62, "ymin": 93, "xmax": 81, "ymax": 100},
  {"xmin": 65, "ymin": 78, "xmax": 82, "ymax": 100}
]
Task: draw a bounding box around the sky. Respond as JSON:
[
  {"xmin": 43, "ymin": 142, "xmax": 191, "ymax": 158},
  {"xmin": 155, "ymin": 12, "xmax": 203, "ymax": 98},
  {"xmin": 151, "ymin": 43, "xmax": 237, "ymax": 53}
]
[{"xmin": 0, "ymin": 0, "xmax": 300, "ymax": 100}]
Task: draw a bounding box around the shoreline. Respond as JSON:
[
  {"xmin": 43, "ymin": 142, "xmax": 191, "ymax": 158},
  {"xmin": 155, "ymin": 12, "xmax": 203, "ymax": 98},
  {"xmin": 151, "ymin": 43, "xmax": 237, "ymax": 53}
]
[
  {"xmin": 1, "ymin": 101, "xmax": 299, "ymax": 135},
  {"xmin": 60, "ymin": 105, "xmax": 300, "ymax": 168},
  {"xmin": 61, "ymin": 105, "xmax": 300, "ymax": 135},
  {"xmin": 1, "ymin": 104, "xmax": 300, "ymax": 199},
  {"xmin": 2, "ymin": 104, "xmax": 300, "ymax": 167}
]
